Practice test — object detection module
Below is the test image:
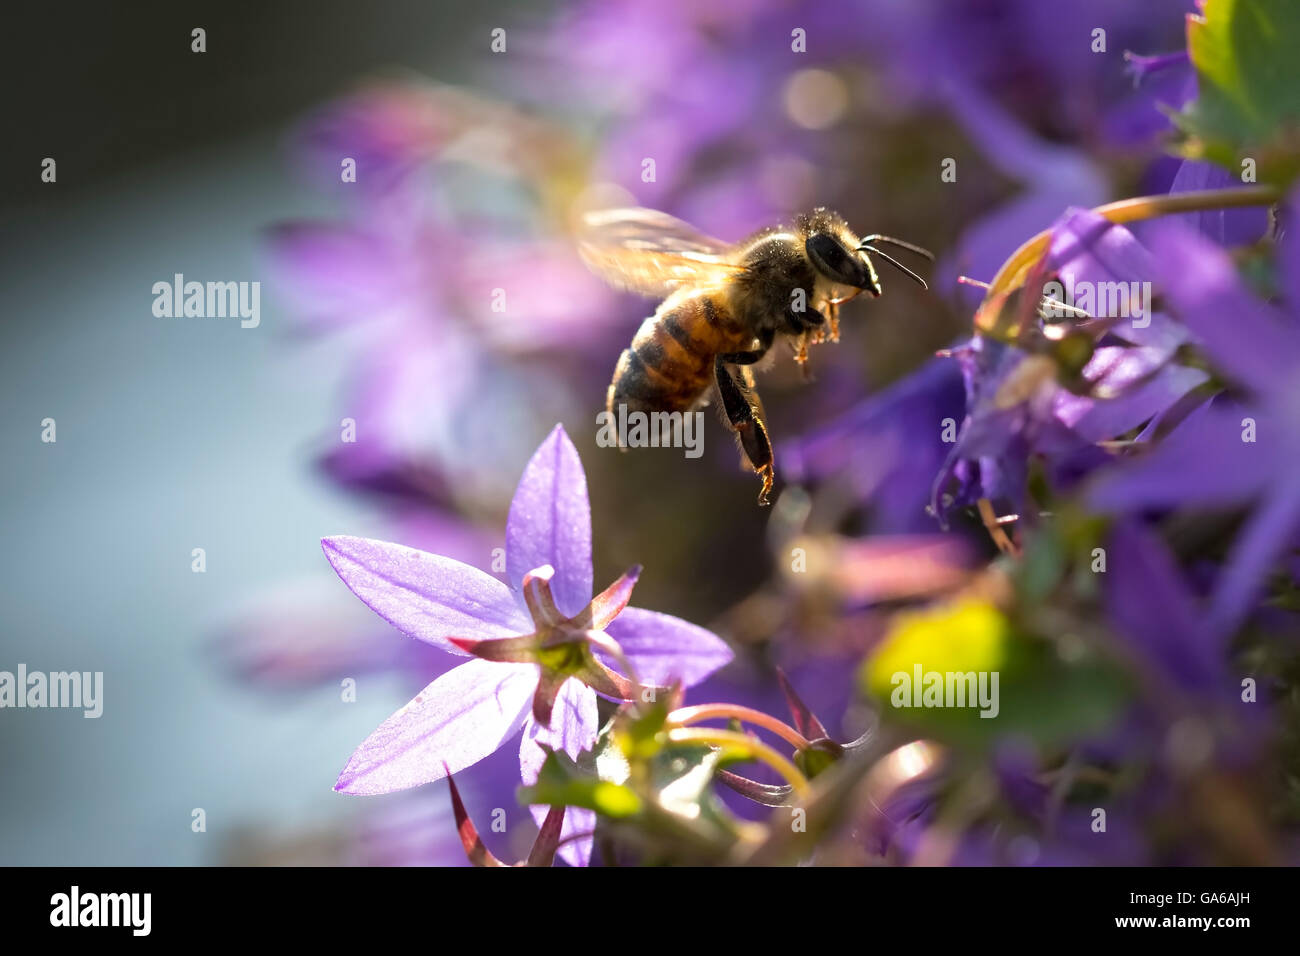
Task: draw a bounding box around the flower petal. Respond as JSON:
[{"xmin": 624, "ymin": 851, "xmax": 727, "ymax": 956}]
[
  {"xmin": 322, "ymin": 535, "xmax": 528, "ymax": 652},
  {"xmin": 1088, "ymin": 401, "xmax": 1278, "ymax": 513},
  {"xmin": 1055, "ymin": 347, "xmax": 1207, "ymax": 443},
  {"xmin": 335, "ymin": 659, "xmax": 536, "ymax": 795},
  {"xmin": 1104, "ymin": 523, "xmax": 1221, "ymax": 693},
  {"xmin": 1045, "ymin": 208, "xmax": 1186, "ymax": 354},
  {"xmin": 1146, "ymin": 222, "xmax": 1300, "ymax": 393},
  {"xmin": 520, "ymin": 678, "xmax": 599, "ymax": 866},
  {"xmin": 1048, "ymin": 208, "xmax": 1155, "ymax": 285},
  {"xmin": 604, "ymin": 607, "xmax": 733, "ymax": 687},
  {"xmin": 507, "ymin": 425, "xmax": 593, "ymax": 618},
  {"xmin": 266, "ymin": 222, "xmax": 407, "ymax": 332},
  {"xmin": 1164, "ymin": 159, "xmax": 1267, "ymax": 248},
  {"xmin": 1209, "ymin": 482, "xmax": 1300, "ymax": 636}
]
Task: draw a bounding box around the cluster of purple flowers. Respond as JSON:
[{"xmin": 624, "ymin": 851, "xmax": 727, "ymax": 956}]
[{"xmin": 225, "ymin": 0, "xmax": 1300, "ymax": 865}]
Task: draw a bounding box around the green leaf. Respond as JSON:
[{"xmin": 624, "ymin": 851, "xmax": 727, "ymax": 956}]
[
  {"xmin": 519, "ymin": 748, "xmax": 643, "ymax": 818},
  {"xmin": 1177, "ymin": 0, "xmax": 1300, "ymax": 184},
  {"xmin": 865, "ymin": 624, "xmax": 1130, "ymax": 749},
  {"xmin": 1016, "ymin": 523, "xmax": 1067, "ymax": 604},
  {"xmin": 649, "ymin": 744, "xmax": 723, "ymax": 817}
]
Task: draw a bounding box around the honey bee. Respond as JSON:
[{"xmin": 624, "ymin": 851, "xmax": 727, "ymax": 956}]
[{"xmin": 579, "ymin": 206, "xmax": 932, "ymax": 505}]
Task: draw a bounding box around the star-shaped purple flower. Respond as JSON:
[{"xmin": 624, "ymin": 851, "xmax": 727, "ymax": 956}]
[{"xmin": 321, "ymin": 424, "xmax": 733, "ymax": 865}]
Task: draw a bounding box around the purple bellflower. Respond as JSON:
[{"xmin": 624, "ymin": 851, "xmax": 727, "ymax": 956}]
[
  {"xmin": 1089, "ymin": 193, "xmax": 1300, "ymax": 636},
  {"xmin": 322, "ymin": 425, "xmax": 732, "ymax": 865},
  {"xmin": 932, "ymin": 207, "xmax": 1210, "ymax": 524},
  {"xmin": 782, "ymin": 357, "xmax": 967, "ymax": 533}
]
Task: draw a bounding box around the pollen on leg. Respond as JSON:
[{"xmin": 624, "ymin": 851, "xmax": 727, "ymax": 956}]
[{"xmin": 794, "ymin": 334, "xmax": 810, "ymax": 364}]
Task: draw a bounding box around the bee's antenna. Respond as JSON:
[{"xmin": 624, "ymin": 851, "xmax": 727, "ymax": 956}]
[
  {"xmin": 860, "ymin": 245, "xmax": 929, "ymax": 290},
  {"xmin": 857, "ymin": 235, "xmax": 935, "ymax": 261}
]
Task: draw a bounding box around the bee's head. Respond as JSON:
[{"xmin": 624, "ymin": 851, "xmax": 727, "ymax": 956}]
[
  {"xmin": 805, "ymin": 230, "xmax": 881, "ymax": 296},
  {"xmin": 799, "ymin": 208, "xmax": 882, "ymax": 296}
]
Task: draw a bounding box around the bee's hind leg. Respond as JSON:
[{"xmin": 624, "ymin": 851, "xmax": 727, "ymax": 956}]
[
  {"xmin": 717, "ymin": 327, "xmax": 774, "ymax": 367},
  {"xmin": 714, "ymin": 358, "xmax": 774, "ymax": 506}
]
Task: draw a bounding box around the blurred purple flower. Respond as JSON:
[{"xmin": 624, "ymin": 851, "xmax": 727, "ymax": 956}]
[
  {"xmin": 935, "ymin": 80, "xmax": 1108, "ymax": 298},
  {"xmin": 1141, "ymin": 158, "xmax": 1269, "ymax": 248},
  {"xmin": 1089, "ymin": 196, "xmax": 1300, "ymax": 634},
  {"xmin": 931, "ymin": 336, "xmax": 1090, "ymax": 522},
  {"xmin": 322, "ymin": 425, "xmax": 732, "ymax": 865},
  {"xmin": 1105, "ymin": 522, "xmax": 1231, "ymax": 695},
  {"xmin": 1111, "ymin": 39, "xmax": 1265, "ymax": 246},
  {"xmin": 1106, "ymin": 48, "xmax": 1195, "ymax": 146},
  {"xmin": 933, "ymin": 208, "xmax": 1209, "ymax": 522},
  {"xmin": 782, "ymin": 357, "xmax": 967, "ymax": 533},
  {"xmin": 863, "ymin": 0, "xmax": 1190, "ymax": 127},
  {"xmin": 874, "ymin": 745, "xmax": 1151, "ymax": 866},
  {"xmin": 269, "ymin": 204, "xmax": 592, "ymax": 506},
  {"xmin": 269, "ymin": 82, "xmax": 629, "ymax": 509}
]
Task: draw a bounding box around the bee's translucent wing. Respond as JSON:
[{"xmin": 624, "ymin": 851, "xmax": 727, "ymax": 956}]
[{"xmin": 578, "ymin": 207, "xmax": 746, "ymax": 298}]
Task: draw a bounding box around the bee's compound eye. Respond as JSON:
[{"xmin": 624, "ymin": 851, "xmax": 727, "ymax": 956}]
[{"xmin": 806, "ymin": 232, "xmax": 868, "ymax": 288}]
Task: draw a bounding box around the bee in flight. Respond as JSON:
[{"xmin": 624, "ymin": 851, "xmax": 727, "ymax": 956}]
[{"xmin": 578, "ymin": 206, "xmax": 932, "ymax": 505}]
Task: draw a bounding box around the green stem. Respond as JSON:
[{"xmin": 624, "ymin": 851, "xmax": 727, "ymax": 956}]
[
  {"xmin": 665, "ymin": 727, "xmax": 811, "ymax": 797},
  {"xmin": 988, "ymin": 185, "xmax": 1283, "ymax": 296},
  {"xmin": 668, "ymin": 703, "xmax": 813, "ymax": 750}
]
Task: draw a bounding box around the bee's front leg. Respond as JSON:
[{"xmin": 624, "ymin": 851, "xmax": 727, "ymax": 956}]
[
  {"xmin": 714, "ymin": 358, "xmax": 774, "ymax": 506},
  {"xmin": 794, "ymin": 333, "xmax": 810, "ymax": 368},
  {"xmin": 824, "ymin": 298, "xmax": 840, "ymax": 342},
  {"xmin": 784, "ymin": 303, "xmax": 826, "ymax": 367}
]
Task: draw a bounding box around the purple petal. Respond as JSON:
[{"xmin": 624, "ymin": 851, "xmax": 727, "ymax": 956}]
[
  {"xmin": 266, "ymin": 222, "xmax": 409, "ymax": 332},
  {"xmin": 1209, "ymin": 483, "xmax": 1300, "ymax": 636},
  {"xmin": 1048, "ymin": 208, "xmax": 1155, "ymax": 284},
  {"xmin": 1044, "ymin": 208, "xmax": 1196, "ymax": 356},
  {"xmin": 1123, "ymin": 50, "xmax": 1190, "ymax": 86},
  {"xmin": 1104, "ymin": 523, "xmax": 1222, "ymax": 693},
  {"xmin": 935, "ymin": 82, "xmax": 1108, "ymax": 290},
  {"xmin": 1055, "ymin": 347, "xmax": 1207, "ymax": 442},
  {"xmin": 604, "ymin": 607, "xmax": 733, "ymax": 687},
  {"xmin": 781, "ymin": 356, "xmax": 967, "ymax": 534},
  {"xmin": 1088, "ymin": 402, "xmax": 1278, "ymax": 513},
  {"xmin": 519, "ymin": 678, "xmax": 599, "ymax": 866},
  {"xmin": 506, "ymin": 426, "xmax": 593, "ymax": 618},
  {"xmin": 1165, "ymin": 160, "xmax": 1267, "ymax": 247},
  {"xmin": 1146, "ymin": 223, "xmax": 1300, "ymax": 393},
  {"xmin": 322, "ymin": 536, "xmax": 528, "ymax": 653},
  {"xmin": 335, "ymin": 659, "xmax": 537, "ymax": 795}
]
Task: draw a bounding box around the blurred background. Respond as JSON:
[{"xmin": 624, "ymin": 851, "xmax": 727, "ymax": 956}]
[{"xmin": 1, "ymin": 0, "xmax": 1199, "ymax": 864}]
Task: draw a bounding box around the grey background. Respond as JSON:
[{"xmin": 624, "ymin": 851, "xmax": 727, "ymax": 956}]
[{"xmin": 0, "ymin": 1, "xmax": 516, "ymax": 864}]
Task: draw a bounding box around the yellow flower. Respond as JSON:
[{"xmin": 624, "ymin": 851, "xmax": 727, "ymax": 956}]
[{"xmin": 862, "ymin": 598, "xmax": 1010, "ymax": 698}]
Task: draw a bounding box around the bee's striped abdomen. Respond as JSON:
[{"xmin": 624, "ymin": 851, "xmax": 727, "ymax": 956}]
[{"xmin": 608, "ymin": 291, "xmax": 744, "ymax": 415}]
